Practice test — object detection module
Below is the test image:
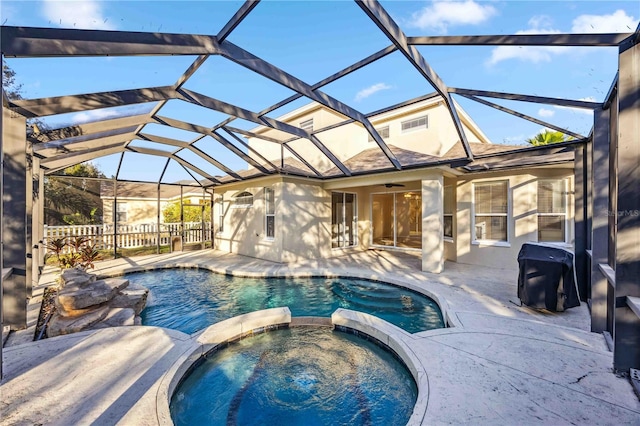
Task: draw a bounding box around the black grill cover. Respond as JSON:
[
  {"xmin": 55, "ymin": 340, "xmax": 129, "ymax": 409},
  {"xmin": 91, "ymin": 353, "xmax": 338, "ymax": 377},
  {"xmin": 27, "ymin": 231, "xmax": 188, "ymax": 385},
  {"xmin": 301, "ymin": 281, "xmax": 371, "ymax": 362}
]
[{"xmin": 517, "ymin": 243, "xmax": 580, "ymax": 311}]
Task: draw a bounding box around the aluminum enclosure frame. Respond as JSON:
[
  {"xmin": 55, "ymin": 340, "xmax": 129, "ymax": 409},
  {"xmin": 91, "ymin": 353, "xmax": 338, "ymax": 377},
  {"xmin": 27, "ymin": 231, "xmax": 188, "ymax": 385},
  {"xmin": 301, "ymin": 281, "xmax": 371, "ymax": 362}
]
[{"xmin": 1, "ymin": 0, "xmax": 639, "ymax": 378}]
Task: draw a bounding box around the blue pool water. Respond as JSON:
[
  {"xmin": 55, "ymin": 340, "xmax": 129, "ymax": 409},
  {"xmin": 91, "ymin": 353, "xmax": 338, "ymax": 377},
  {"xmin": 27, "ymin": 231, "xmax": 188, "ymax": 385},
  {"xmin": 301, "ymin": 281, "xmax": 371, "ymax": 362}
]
[
  {"xmin": 170, "ymin": 327, "xmax": 418, "ymax": 426},
  {"xmin": 130, "ymin": 268, "xmax": 444, "ymax": 334}
]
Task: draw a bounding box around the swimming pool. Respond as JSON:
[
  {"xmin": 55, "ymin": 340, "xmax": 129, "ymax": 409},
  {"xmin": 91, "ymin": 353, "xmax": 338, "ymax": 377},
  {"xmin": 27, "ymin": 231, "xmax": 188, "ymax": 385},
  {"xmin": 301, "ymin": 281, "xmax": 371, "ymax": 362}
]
[
  {"xmin": 129, "ymin": 268, "xmax": 444, "ymax": 334},
  {"xmin": 170, "ymin": 326, "xmax": 418, "ymax": 426}
]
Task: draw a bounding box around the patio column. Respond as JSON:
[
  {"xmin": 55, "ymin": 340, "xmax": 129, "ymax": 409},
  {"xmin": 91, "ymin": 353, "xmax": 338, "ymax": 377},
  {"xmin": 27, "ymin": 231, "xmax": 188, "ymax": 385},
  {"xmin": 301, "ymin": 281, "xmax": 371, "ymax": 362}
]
[
  {"xmin": 2, "ymin": 107, "xmax": 28, "ymax": 329},
  {"xmin": 25, "ymin": 140, "xmax": 34, "ymax": 298},
  {"xmin": 590, "ymin": 108, "xmax": 611, "ymax": 333},
  {"xmin": 38, "ymin": 168, "xmax": 46, "ymax": 271},
  {"xmin": 613, "ymin": 38, "xmax": 640, "ymax": 372},
  {"xmin": 421, "ymin": 175, "xmax": 444, "ymax": 273},
  {"xmin": 574, "ymin": 145, "xmax": 588, "ymax": 301},
  {"xmin": 29, "ymin": 154, "xmax": 43, "ymax": 292}
]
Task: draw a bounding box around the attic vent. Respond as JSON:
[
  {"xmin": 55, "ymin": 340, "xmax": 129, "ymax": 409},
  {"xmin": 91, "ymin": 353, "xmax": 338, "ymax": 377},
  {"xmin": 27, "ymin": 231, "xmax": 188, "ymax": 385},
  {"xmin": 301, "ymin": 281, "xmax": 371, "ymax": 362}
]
[
  {"xmin": 368, "ymin": 126, "xmax": 390, "ymax": 142},
  {"xmin": 401, "ymin": 115, "xmax": 428, "ymax": 133},
  {"xmin": 300, "ymin": 118, "xmax": 313, "ymax": 132}
]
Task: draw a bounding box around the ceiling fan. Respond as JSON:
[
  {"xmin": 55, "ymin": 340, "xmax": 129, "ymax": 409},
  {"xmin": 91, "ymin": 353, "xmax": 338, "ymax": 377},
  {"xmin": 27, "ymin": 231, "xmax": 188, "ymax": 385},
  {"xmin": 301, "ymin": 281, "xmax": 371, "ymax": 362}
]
[{"xmin": 381, "ymin": 183, "xmax": 405, "ymax": 188}]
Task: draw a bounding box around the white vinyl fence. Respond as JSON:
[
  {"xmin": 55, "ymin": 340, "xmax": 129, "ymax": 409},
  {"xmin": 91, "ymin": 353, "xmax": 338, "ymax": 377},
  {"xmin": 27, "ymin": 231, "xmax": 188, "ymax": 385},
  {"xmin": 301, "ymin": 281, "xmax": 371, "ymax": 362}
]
[{"xmin": 43, "ymin": 222, "xmax": 212, "ymax": 254}]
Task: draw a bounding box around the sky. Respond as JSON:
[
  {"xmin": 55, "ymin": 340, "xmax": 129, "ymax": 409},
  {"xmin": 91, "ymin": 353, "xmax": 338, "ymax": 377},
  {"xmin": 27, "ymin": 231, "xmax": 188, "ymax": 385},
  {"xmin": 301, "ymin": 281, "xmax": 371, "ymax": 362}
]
[{"xmin": 1, "ymin": 0, "xmax": 638, "ymax": 183}]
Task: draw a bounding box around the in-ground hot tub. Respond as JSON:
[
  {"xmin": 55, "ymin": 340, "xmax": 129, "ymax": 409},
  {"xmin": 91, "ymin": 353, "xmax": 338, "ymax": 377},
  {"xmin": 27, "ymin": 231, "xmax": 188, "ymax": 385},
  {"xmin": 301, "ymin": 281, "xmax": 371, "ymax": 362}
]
[
  {"xmin": 171, "ymin": 326, "xmax": 417, "ymax": 425},
  {"xmin": 157, "ymin": 308, "xmax": 429, "ymax": 426}
]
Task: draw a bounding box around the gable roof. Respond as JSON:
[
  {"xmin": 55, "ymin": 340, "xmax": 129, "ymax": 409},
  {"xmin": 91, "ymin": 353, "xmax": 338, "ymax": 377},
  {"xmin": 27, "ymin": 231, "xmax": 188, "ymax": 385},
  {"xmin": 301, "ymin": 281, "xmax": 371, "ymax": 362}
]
[
  {"xmin": 442, "ymin": 141, "xmax": 527, "ymax": 160},
  {"xmin": 323, "ymin": 145, "xmax": 441, "ymax": 177}
]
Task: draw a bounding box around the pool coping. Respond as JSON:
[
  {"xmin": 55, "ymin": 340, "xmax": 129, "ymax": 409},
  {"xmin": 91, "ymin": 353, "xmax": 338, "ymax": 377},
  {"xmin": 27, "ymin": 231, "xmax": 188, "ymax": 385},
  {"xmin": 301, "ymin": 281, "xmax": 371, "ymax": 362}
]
[{"xmin": 155, "ymin": 307, "xmax": 428, "ymax": 426}]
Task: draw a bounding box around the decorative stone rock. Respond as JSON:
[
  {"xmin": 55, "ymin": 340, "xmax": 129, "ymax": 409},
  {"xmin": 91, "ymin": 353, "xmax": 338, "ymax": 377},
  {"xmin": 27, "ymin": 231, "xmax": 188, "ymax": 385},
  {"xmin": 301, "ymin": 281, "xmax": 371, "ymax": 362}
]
[
  {"xmin": 47, "ymin": 305, "xmax": 110, "ymax": 337},
  {"xmin": 56, "ymin": 278, "xmax": 130, "ymax": 311},
  {"xmin": 55, "ymin": 302, "xmax": 101, "ymax": 318},
  {"xmin": 110, "ymin": 287, "xmax": 149, "ymax": 316},
  {"xmin": 47, "ymin": 271, "xmax": 149, "ymax": 337},
  {"xmin": 88, "ymin": 308, "xmax": 135, "ymax": 329},
  {"xmin": 60, "ymin": 268, "xmax": 96, "ymax": 288}
]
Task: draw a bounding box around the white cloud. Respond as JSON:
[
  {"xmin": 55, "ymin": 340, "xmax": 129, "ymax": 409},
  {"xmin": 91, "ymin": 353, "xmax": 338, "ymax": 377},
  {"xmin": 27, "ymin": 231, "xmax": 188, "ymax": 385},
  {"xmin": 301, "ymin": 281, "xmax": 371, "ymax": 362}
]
[
  {"xmin": 355, "ymin": 83, "xmax": 391, "ymax": 102},
  {"xmin": 538, "ymin": 108, "xmax": 555, "ymax": 118},
  {"xmin": 487, "ymin": 10, "xmax": 637, "ymax": 66},
  {"xmin": 487, "ymin": 16, "xmax": 567, "ymax": 65},
  {"xmin": 42, "ymin": 0, "xmax": 115, "ymax": 30},
  {"xmin": 554, "ymin": 96, "xmax": 597, "ymax": 115},
  {"xmin": 71, "ymin": 109, "xmax": 120, "ymax": 124},
  {"xmin": 407, "ymin": 0, "xmax": 497, "ymax": 33},
  {"xmin": 572, "ymin": 10, "xmax": 637, "ymax": 33}
]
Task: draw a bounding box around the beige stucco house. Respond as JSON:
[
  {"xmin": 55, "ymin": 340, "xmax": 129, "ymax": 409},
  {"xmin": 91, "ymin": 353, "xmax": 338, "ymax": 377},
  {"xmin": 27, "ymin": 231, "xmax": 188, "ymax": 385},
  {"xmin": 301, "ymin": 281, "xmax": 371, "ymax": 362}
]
[
  {"xmin": 101, "ymin": 182, "xmax": 209, "ymax": 226},
  {"xmin": 212, "ymin": 95, "xmax": 575, "ymax": 273}
]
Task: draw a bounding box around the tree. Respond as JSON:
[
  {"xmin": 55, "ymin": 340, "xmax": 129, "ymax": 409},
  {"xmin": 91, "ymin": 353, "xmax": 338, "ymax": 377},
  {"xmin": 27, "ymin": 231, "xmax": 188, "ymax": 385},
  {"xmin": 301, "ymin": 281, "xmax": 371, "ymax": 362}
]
[
  {"xmin": 526, "ymin": 129, "xmax": 572, "ymax": 146},
  {"xmin": 3, "ymin": 62, "xmax": 48, "ymax": 133},
  {"xmin": 2, "ymin": 63, "xmax": 23, "ymax": 100},
  {"xmin": 45, "ymin": 163, "xmax": 106, "ymax": 225},
  {"xmin": 4, "ymin": 64, "xmax": 104, "ymax": 225},
  {"xmin": 163, "ymin": 200, "xmax": 211, "ymax": 223}
]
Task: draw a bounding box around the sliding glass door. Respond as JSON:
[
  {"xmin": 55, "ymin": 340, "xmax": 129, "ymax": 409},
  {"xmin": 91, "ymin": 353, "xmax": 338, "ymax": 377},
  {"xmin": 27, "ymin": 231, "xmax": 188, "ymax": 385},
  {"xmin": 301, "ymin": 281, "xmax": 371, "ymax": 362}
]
[
  {"xmin": 371, "ymin": 191, "xmax": 422, "ymax": 249},
  {"xmin": 332, "ymin": 192, "xmax": 357, "ymax": 248}
]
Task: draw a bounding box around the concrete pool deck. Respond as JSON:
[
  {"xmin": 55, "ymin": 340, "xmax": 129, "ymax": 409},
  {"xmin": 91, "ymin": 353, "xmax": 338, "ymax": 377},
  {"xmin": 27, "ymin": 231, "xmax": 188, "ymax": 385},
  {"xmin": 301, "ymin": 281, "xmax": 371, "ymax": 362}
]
[{"xmin": 2, "ymin": 249, "xmax": 640, "ymax": 424}]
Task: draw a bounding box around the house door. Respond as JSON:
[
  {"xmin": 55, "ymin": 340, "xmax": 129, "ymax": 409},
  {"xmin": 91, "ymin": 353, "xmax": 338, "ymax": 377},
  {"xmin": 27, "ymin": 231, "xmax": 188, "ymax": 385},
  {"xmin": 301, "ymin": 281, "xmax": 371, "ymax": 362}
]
[{"xmin": 371, "ymin": 191, "xmax": 422, "ymax": 249}]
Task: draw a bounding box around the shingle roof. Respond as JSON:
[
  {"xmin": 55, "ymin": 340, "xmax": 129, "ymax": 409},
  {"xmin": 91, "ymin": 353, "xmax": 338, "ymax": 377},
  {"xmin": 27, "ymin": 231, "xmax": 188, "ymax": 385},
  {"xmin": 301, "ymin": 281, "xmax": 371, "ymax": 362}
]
[
  {"xmin": 100, "ymin": 181, "xmax": 203, "ymax": 199},
  {"xmin": 323, "ymin": 145, "xmax": 442, "ymax": 176},
  {"xmin": 442, "ymin": 142, "xmax": 528, "ymax": 160}
]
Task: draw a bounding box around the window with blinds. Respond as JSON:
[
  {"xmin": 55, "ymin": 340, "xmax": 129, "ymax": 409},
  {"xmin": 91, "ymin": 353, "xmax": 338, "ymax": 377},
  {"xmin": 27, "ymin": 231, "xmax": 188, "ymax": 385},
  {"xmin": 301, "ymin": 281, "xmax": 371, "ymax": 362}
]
[
  {"xmin": 216, "ymin": 195, "xmax": 224, "ymax": 233},
  {"xmin": 233, "ymin": 191, "xmax": 254, "ymax": 207},
  {"xmin": 443, "ymin": 185, "xmax": 455, "ymax": 238},
  {"xmin": 473, "ymin": 181, "xmax": 508, "ymax": 242},
  {"xmin": 537, "ymin": 179, "xmax": 567, "ymax": 242},
  {"xmin": 116, "ymin": 202, "xmax": 128, "ymax": 223},
  {"xmin": 265, "ymin": 187, "xmax": 275, "ymax": 239}
]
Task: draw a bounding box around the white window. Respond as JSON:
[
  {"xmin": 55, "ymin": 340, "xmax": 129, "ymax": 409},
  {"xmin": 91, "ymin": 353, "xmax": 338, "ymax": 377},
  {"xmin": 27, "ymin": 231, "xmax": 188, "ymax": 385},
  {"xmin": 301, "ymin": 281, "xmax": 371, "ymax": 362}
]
[
  {"xmin": 443, "ymin": 185, "xmax": 454, "ymax": 239},
  {"xmin": 265, "ymin": 187, "xmax": 275, "ymax": 239},
  {"xmin": 332, "ymin": 192, "xmax": 357, "ymax": 248},
  {"xmin": 368, "ymin": 126, "xmax": 390, "ymax": 142},
  {"xmin": 538, "ymin": 179, "xmax": 567, "ymax": 242},
  {"xmin": 473, "ymin": 181, "xmax": 508, "ymax": 242},
  {"xmin": 300, "ymin": 118, "xmax": 313, "ymax": 132},
  {"xmin": 233, "ymin": 191, "xmax": 253, "ymax": 208},
  {"xmin": 116, "ymin": 202, "xmax": 127, "ymax": 223},
  {"xmin": 401, "ymin": 115, "xmax": 428, "ymax": 133},
  {"xmin": 217, "ymin": 195, "xmax": 224, "ymax": 233}
]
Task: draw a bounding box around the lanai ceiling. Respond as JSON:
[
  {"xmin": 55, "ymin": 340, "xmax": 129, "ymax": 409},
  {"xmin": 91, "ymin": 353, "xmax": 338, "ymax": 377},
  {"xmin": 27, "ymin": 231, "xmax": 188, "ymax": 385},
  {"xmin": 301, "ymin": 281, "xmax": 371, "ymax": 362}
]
[{"xmin": 1, "ymin": 0, "xmax": 636, "ymax": 188}]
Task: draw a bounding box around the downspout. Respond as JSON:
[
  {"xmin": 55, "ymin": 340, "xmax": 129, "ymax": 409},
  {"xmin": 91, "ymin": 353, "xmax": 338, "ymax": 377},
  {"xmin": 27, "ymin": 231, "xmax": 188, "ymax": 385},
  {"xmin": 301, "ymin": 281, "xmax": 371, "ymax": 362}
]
[
  {"xmin": 156, "ymin": 183, "xmax": 161, "ymax": 254},
  {"xmin": 180, "ymin": 185, "xmax": 184, "ymax": 250},
  {"xmin": 113, "ymin": 178, "xmax": 117, "ymax": 259},
  {"xmin": 201, "ymin": 187, "xmax": 206, "ymax": 250}
]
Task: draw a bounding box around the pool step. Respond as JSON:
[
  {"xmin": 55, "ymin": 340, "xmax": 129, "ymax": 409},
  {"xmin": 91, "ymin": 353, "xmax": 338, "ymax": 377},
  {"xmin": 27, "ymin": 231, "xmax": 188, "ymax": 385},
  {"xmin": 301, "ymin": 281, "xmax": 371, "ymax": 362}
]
[
  {"xmin": 290, "ymin": 316, "xmax": 333, "ymax": 327},
  {"xmin": 331, "ymin": 282, "xmax": 417, "ymax": 312}
]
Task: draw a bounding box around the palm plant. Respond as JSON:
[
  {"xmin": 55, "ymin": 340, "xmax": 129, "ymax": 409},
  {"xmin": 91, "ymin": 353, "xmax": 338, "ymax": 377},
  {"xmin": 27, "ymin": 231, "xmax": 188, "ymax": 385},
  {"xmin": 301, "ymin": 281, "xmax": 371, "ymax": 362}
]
[
  {"xmin": 526, "ymin": 129, "xmax": 572, "ymax": 146},
  {"xmin": 79, "ymin": 244, "xmax": 101, "ymax": 270},
  {"xmin": 45, "ymin": 237, "xmax": 68, "ymax": 265},
  {"xmin": 69, "ymin": 236, "xmax": 89, "ymax": 252}
]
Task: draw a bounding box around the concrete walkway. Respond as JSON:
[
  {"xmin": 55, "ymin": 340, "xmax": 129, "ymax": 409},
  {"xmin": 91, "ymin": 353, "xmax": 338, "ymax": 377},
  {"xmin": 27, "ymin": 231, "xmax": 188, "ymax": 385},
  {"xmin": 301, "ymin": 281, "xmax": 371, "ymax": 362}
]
[{"xmin": 2, "ymin": 249, "xmax": 639, "ymax": 425}]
